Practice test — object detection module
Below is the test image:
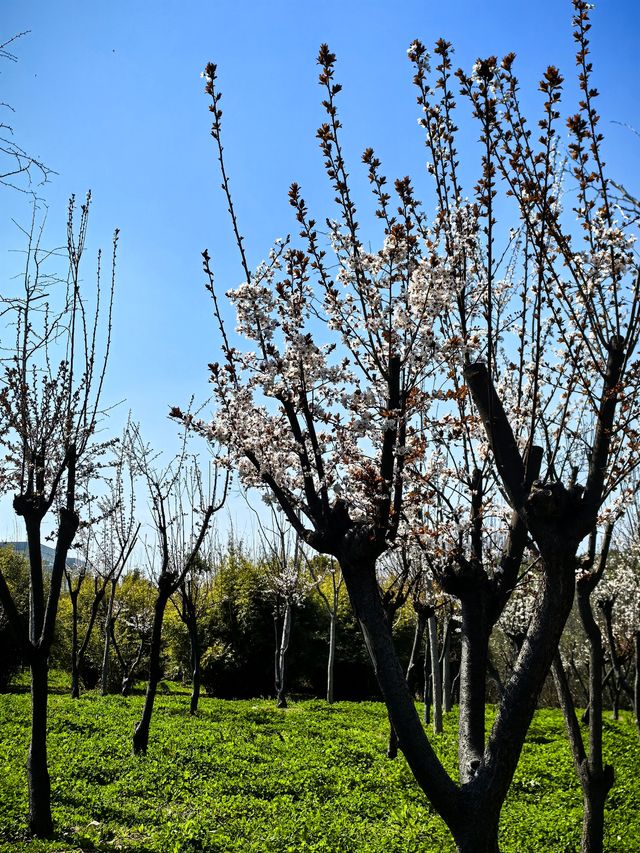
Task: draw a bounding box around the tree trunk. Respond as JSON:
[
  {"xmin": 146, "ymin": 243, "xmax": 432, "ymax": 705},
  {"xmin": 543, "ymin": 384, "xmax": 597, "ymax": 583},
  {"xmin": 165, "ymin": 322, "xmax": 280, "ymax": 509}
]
[
  {"xmin": 327, "ymin": 611, "xmax": 337, "ymax": 704},
  {"xmin": 69, "ymin": 589, "xmax": 80, "ymax": 699},
  {"xmin": 423, "ymin": 625, "xmax": 431, "ymax": 725},
  {"xmin": 610, "ymin": 684, "xmax": 619, "ymax": 721},
  {"xmin": 580, "ymin": 767, "xmax": 614, "ymax": 853},
  {"xmin": 552, "ymin": 568, "xmax": 615, "ymax": 853},
  {"xmin": 442, "ymin": 616, "xmax": 452, "ymax": 713},
  {"xmin": 339, "ymin": 555, "xmax": 460, "ymax": 830},
  {"xmin": 187, "ymin": 609, "xmax": 201, "ymax": 715},
  {"xmin": 388, "ymin": 608, "xmax": 427, "ymax": 758},
  {"xmin": 407, "ymin": 608, "xmax": 428, "ymax": 695},
  {"xmin": 101, "ymin": 578, "xmax": 116, "ymax": 696},
  {"xmin": 120, "ymin": 636, "xmax": 145, "ymax": 697},
  {"xmin": 453, "ymin": 815, "xmax": 500, "ymax": 853},
  {"xmin": 276, "ymin": 600, "xmax": 292, "ymax": 709},
  {"xmin": 77, "ymin": 582, "xmax": 107, "ymax": 688},
  {"xmin": 429, "ymin": 613, "xmax": 442, "ymax": 734},
  {"xmin": 458, "ymin": 596, "xmax": 489, "ymax": 781},
  {"xmin": 28, "ymin": 654, "xmax": 53, "ymax": 838},
  {"xmin": 132, "ymin": 586, "xmax": 170, "ymax": 755}
]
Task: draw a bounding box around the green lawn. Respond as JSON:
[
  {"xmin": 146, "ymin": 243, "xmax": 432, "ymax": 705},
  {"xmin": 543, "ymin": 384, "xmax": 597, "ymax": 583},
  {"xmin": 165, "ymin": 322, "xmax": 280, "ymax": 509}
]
[{"xmin": 0, "ymin": 686, "xmax": 638, "ymax": 852}]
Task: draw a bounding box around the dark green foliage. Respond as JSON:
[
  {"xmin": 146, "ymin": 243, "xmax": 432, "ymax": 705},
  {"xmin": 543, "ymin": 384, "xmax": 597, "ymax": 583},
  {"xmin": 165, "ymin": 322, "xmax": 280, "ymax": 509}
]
[
  {"xmin": 197, "ymin": 548, "xmax": 404, "ymax": 701},
  {"xmin": 0, "ymin": 690, "xmax": 638, "ymax": 852},
  {"xmin": 0, "ymin": 549, "xmax": 29, "ymax": 692}
]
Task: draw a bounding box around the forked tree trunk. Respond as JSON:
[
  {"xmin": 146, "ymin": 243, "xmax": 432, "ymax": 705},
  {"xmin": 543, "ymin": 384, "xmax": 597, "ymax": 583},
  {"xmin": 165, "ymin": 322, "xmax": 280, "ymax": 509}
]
[
  {"xmin": 28, "ymin": 655, "xmax": 52, "ymax": 838},
  {"xmin": 76, "ymin": 581, "xmax": 107, "ymax": 693},
  {"xmin": 116, "ymin": 633, "xmax": 145, "ymax": 697}
]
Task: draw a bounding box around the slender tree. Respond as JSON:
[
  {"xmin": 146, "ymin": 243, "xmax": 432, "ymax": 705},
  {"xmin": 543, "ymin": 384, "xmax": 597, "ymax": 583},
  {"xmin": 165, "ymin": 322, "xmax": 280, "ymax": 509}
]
[
  {"xmin": 307, "ymin": 554, "xmax": 343, "ymax": 703},
  {"xmin": 171, "ymin": 552, "xmax": 216, "ymax": 714},
  {"xmin": 0, "ymin": 194, "xmax": 116, "ymax": 836},
  {"xmin": 99, "ymin": 426, "xmax": 140, "ymax": 695},
  {"xmin": 131, "ymin": 431, "xmax": 227, "ymax": 754}
]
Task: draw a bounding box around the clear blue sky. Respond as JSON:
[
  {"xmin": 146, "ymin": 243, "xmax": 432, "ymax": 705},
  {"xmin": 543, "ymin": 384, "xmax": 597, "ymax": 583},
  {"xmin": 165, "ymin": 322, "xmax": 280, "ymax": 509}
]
[{"xmin": 1, "ymin": 0, "xmax": 638, "ymax": 537}]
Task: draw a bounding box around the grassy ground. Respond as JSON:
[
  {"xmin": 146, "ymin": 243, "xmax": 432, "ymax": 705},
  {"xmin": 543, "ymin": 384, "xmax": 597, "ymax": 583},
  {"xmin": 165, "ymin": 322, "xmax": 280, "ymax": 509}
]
[{"xmin": 0, "ymin": 683, "xmax": 638, "ymax": 852}]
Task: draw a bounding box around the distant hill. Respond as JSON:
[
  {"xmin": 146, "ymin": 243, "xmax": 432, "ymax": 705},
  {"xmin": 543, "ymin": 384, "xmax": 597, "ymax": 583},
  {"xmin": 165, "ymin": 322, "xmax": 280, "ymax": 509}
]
[{"xmin": 0, "ymin": 542, "xmax": 82, "ymax": 570}]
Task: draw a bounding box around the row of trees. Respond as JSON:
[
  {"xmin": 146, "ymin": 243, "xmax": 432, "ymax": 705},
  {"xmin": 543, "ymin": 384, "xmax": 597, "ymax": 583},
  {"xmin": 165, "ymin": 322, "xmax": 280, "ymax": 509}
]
[
  {"xmin": 0, "ymin": 2, "xmax": 639, "ymax": 851},
  {"xmin": 11, "ymin": 531, "xmax": 637, "ymax": 709}
]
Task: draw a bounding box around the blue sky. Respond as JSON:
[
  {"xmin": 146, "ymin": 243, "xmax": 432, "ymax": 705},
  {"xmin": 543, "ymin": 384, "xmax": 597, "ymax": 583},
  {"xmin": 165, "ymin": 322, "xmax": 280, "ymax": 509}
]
[{"xmin": 1, "ymin": 0, "xmax": 638, "ymax": 538}]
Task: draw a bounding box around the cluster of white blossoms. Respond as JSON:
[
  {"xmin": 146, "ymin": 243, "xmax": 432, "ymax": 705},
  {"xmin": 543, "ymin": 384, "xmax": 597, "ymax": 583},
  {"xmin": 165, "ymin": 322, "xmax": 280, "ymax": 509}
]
[
  {"xmin": 203, "ymin": 196, "xmax": 486, "ymax": 528},
  {"xmin": 498, "ymin": 570, "xmax": 541, "ymax": 640},
  {"xmin": 596, "ymin": 545, "xmax": 640, "ymax": 643}
]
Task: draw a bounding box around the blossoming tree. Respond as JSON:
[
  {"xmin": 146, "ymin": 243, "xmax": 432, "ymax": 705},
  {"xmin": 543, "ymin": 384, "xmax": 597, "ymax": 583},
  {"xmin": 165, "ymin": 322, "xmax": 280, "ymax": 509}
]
[
  {"xmin": 178, "ymin": 3, "xmax": 640, "ymax": 850},
  {"xmin": 0, "ymin": 195, "xmax": 117, "ymax": 837}
]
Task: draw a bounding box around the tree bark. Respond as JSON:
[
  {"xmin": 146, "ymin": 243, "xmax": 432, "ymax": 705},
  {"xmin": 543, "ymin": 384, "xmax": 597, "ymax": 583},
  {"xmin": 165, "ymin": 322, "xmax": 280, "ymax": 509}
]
[
  {"xmin": 453, "ymin": 817, "xmax": 500, "ymax": 853},
  {"xmin": 552, "ymin": 651, "xmax": 613, "ymax": 853},
  {"xmin": 458, "ymin": 596, "xmax": 489, "ymax": 781},
  {"xmin": 27, "ymin": 654, "xmax": 52, "ymax": 838},
  {"xmin": 340, "ymin": 555, "xmax": 459, "ymax": 829},
  {"xmin": 132, "ymin": 585, "xmax": 170, "ymax": 754}
]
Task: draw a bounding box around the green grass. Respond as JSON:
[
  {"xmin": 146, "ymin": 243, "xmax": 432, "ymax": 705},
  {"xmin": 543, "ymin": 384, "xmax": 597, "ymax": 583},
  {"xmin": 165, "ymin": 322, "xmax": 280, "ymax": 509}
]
[{"xmin": 0, "ymin": 687, "xmax": 638, "ymax": 852}]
